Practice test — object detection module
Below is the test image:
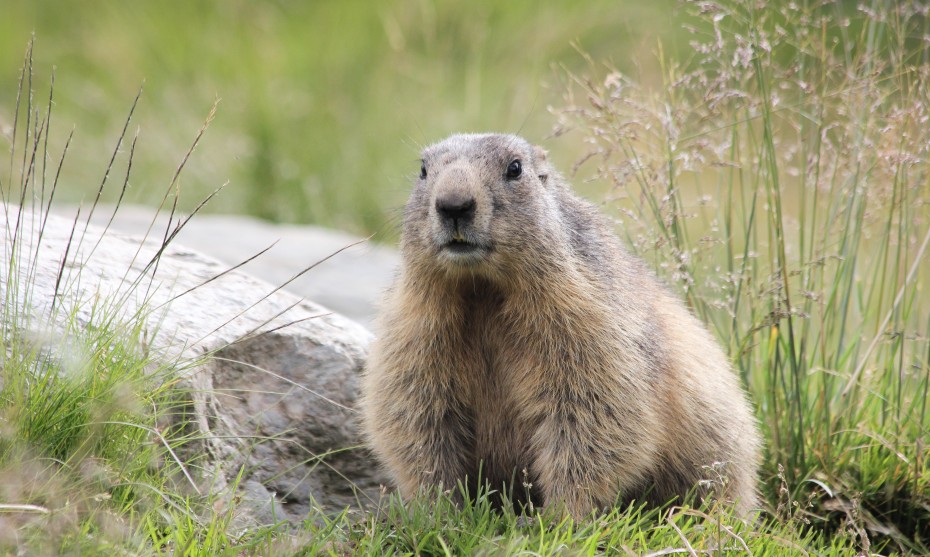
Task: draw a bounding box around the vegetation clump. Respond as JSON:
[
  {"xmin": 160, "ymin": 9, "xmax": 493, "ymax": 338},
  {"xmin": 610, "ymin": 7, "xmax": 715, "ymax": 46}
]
[{"xmin": 557, "ymin": 0, "xmax": 930, "ymax": 552}]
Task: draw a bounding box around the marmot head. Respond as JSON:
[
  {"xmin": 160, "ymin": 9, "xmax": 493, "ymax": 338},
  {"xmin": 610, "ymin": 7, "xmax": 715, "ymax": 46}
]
[{"xmin": 401, "ymin": 134, "xmax": 563, "ymax": 278}]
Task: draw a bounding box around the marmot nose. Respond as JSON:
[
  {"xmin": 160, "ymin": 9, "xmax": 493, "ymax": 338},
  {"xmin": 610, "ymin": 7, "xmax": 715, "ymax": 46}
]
[{"xmin": 435, "ymin": 194, "xmax": 476, "ymax": 223}]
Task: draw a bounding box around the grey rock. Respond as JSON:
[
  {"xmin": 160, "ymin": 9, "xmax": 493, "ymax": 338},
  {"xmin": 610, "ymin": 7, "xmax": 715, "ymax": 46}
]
[
  {"xmin": 51, "ymin": 204, "xmax": 400, "ymax": 328},
  {"xmin": 1, "ymin": 205, "xmax": 390, "ymax": 524}
]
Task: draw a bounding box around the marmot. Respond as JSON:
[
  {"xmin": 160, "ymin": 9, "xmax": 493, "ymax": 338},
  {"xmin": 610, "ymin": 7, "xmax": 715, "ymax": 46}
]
[{"xmin": 361, "ymin": 133, "xmax": 761, "ymax": 519}]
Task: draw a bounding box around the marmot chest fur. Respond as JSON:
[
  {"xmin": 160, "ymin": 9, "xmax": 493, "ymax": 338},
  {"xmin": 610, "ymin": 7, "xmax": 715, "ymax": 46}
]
[{"xmin": 361, "ymin": 133, "xmax": 761, "ymax": 518}]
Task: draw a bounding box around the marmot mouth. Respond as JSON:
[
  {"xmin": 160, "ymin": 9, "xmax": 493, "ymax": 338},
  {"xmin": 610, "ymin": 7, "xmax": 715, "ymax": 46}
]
[{"xmin": 443, "ymin": 239, "xmax": 482, "ymax": 254}]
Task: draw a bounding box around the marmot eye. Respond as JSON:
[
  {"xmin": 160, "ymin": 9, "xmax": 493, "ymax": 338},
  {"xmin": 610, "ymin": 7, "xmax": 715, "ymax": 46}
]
[
  {"xmin": 420, "ymin": 162, "xmax": 427, "ymax": 179},
  {"xmin": 506, "ymin": 159, "xmax": 522, "ymax": 180}
]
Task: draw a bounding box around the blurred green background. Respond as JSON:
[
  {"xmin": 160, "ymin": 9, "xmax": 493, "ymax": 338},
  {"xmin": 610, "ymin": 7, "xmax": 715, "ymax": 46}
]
[{"xmin": 0, "ymin": 0, "xmax": 682, "ymax": 239}]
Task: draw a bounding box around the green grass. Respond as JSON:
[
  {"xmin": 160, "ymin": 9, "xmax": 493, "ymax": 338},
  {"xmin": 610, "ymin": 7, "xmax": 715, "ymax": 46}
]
[
  {"xmin": 2, "ymin": 0, "xmax": 929, "ymax": 555},
  {"xmin": 557, "ymin": 0, "xmax": 930, "ymax": 552}
]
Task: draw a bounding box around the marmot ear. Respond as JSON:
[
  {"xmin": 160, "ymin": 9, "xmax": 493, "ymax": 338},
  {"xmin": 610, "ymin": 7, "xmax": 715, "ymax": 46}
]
[{"xmin": 533, "ymin": 145, "xmax": 550, "ymax": 183}]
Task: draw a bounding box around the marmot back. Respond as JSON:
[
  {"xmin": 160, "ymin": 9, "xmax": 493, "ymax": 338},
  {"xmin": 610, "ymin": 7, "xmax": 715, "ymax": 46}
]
[{"xmin": 361, "ymin": 133, "xmax": 761, "ymax": 518}]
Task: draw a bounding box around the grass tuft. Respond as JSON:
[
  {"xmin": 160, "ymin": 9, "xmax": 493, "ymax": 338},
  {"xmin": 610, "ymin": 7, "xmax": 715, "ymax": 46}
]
[
  {"xmin": 1, "ymin": 39, "xmax": 228, "ymax": 554},
  {"xmin": 557, "ymin": 0, "xmax": 930, "ymax": 552}
]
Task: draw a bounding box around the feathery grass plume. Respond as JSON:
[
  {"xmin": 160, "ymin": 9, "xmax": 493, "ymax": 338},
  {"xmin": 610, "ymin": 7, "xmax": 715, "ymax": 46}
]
[{"xmin": 556, "ymin": 0, "xmax": 929, "ymax": 552}]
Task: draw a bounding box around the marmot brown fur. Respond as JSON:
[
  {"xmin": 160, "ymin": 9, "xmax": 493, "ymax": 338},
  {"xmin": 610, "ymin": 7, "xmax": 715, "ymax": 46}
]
[{"xmin": 361, "ymin": 133, "xmax": 761, "ymax": 519}]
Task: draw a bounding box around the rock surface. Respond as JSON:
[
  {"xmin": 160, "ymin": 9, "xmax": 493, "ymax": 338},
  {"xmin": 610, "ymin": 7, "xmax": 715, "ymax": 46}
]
[
  {"xmin": 1, "ymin": 205, "xmax": 390, "ymax": 524},
  {"xmin": 51, "ymin": 204, "xmax": 400, "ymax": 328}
]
